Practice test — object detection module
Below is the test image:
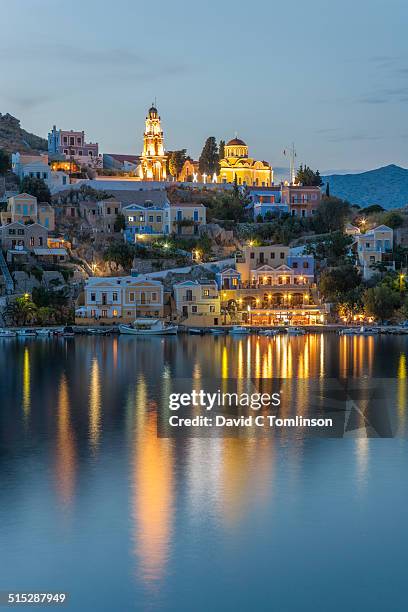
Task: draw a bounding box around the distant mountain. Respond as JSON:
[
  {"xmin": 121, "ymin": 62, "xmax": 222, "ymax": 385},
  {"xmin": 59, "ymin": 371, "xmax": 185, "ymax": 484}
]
[
  {"xmin": 322, "ymin": 164, "xmax": 408, "ymax": 210},
  {"xmin": 0, "ymin": 113, "xmax": 47, "ymax": 154}
]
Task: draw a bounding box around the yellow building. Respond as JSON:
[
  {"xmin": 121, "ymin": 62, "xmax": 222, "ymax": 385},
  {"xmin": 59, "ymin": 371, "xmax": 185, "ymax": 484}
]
[
  {"xmin": 1, "ymin": 193, "xmax": 55, "ymax": 231},
  {"xmin": 218, "ymin": 138, "xmax": 273, "ymax": 187},
  {"xmin": 139, "ymin": 105, "xmax": 167, "ymax": 181}
]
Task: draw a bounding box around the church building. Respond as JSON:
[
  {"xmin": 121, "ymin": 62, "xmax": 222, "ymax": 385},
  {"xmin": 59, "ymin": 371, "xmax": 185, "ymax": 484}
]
[
  {"xmin": 218, "ymin": 137, "xmax": 273, "ymax": 187},
  {"xmin": 139, "ymin": 104, "xmax": 167, "ymax": 181}
]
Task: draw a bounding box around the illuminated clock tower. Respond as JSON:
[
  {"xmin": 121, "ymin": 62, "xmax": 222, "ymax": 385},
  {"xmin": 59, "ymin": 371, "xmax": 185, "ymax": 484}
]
[{"xmin": 140, "ymin": 104, "xmax": 167, "ymax": 181}]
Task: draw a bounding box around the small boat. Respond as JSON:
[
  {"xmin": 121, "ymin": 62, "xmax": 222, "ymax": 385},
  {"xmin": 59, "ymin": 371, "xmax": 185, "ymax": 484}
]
[
  {"xmin": 87, "ymin": 328, "xmax": 111, "ymax": 335},
  {"xmin": 36, "ymin": 328, "xmax": 53, "ymax": 336},
  {"xmin": 16, "ymin": 328, "xmax": 36, "ymax": 337},
  {"xmin": 62, "ymin": 326, "xmax": 75, "ymax": 337},
  {"xmin": 188, "ymin": 328, "xmax": 204, "ymax": 335},
  {"xmin": 210, "ymin": 328, "xmax": 226, "ymax": 335},
  {"xmin": 229, "ymin": 326, "xmax": 250, "ymax": 335},
  {"xmin": 258, "ymin": 329, "xmax": 278, "ymax": 336},
  {"xmin": 0, "ymin": 328, "xmax": 17, "ymax": 338},
  {"xmin": 340, "ymin": 326, "xmax": 379, "ymax": 336},
  {"xmin": 286, "ymin": 327, "xmax": 306, "ymax": 336},
  {"xmin": 119, "ymin": 319, "xmax": 178, "ymax": 336}
]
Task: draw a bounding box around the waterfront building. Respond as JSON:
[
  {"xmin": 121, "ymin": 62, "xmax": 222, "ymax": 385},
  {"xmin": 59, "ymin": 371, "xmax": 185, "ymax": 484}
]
[
  {"xmin": 1, "ymin": 193, "xmax": 55, "ymax": 231},
  {"xmin": 122, "ymin": 189, "xmax": 169, "ymax": 241},
  {"xmin": 76, "ymin": 276, "xmax": 165, "ymax": 324},
  {"xmin": 217, "ymin": 245, "xmax": 326, "ymax": 325},
  {"xmin": 173, "ymin": 280, "xmax": 221, "ymax": 326},
  {"xmin": 139, "ymin": 105, "xmax": 167, "ymax": 181},
  {"xmin": 218, "ymin": 138, "xmax": 273, "ymax": 187},
  {"xmin": 48, "ymin": 126, "xmax": 101, "ymax": 168},
  {"xmin": 354, "ymin": 224, "xmax": 394, "ymax": 279}
]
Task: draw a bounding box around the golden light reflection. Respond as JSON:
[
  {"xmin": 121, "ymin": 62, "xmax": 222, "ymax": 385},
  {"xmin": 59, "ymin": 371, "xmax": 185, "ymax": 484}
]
[
  {"xmin": 397, "ymin": 353, "xmax": 406, "ymax": 431},
  {"xmin": 89, "ymin": 358, "xmax": 101, "ymax": 450},
  {"xmin": 22, "ymin": 346, "xmax": 31, "ymax": 418},
  {"xmin": 222, "ymin": 346, "xmax": 228, "ymax": 379},
  {"xmin": 55, "ymin": 374, "xmax": 76, "ymax": 508},
  {"xmin": 132, "ymin": 379, "xmax": 173, "ymax": 585}
]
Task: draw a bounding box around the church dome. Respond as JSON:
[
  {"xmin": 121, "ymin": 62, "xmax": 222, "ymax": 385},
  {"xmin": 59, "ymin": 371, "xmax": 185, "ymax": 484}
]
[
  {"xmin": 148, "ymin": 104, "xmax": 158, "ymax": 118},
  {"xmin": 227, "ymin": 137, "xmax": 246, "ymax": 146}
]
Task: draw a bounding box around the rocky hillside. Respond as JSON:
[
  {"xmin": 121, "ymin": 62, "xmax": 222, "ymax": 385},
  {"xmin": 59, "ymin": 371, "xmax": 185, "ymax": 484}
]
[
  {"xmin": 0, "ymin": 113, "xmax": 47, "ymax": 154},
  {"xmin": 323, "ymin": 164, "xmax": 408, "ymax": 210}
]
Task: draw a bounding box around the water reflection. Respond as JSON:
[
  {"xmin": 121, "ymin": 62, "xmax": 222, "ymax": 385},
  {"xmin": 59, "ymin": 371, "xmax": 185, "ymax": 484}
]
[
  {"xmin": 89, "ymin": 357, "xmax": 101, "ymax": 451},
  {"xmin": 22, "ymin": 346, "xmax": 31, "ymax": 419},
  {"xmin": 55, "ymin": 374, "xmax": 76, "ymax": 509}
]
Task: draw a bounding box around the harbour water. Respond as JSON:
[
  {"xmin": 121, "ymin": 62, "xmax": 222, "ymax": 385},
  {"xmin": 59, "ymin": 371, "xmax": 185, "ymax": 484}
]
[{"xmin": 0, "ymin": 334, "xmax": 408, "ymax": 611}]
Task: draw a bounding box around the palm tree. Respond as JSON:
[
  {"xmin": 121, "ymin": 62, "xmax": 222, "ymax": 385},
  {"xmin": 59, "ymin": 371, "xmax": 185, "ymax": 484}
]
[{"xmin": 4, "ymin": 297, "xmax": 37, "ymax": 326}]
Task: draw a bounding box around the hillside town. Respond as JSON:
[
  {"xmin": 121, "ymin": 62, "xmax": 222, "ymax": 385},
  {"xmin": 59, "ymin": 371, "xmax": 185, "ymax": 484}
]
[{"xmin": 1, "ymin": 104, "xmax": 408, "ymax": 334}]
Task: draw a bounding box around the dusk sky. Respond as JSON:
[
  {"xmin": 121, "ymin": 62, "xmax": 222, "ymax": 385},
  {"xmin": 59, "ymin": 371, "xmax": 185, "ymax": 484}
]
[{"xmin": 1, "ymin": 0, "xmax": 407, "ymax": 175}]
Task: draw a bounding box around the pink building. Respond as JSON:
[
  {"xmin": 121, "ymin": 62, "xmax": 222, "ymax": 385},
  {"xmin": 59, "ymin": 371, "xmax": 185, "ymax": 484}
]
[{"xmin": 48, "ymin": 126, "xmax": 101, "ymax": 168}]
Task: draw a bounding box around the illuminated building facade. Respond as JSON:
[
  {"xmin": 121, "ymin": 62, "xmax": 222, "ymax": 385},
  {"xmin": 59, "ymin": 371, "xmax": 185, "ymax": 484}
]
[
  {"xmin": 139, "ymin": 105, "xmax": 167, "ymax": 181},
  {"xmin": 218, "ymin": 138, "xmax": 273, "ymax": 187}
]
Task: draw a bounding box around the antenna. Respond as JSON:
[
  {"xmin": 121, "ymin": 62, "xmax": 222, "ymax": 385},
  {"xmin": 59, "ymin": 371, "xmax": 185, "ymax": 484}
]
[{"xmin": 283, "ymin": 143, "xmax": 297, "ymax": 184}]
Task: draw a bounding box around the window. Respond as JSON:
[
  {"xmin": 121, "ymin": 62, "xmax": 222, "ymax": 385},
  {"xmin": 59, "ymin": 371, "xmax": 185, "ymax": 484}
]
[
  {"xmin": 157, "ymin": 215, "xmax": 161, "ymax": 222},
  {"xmin": 78, "ymin": 150, "xmax": 83, "ymax": 156},
  {"xmin": 88, "ymin": 150, "xmax": 93, "ymax": 157},
  {"xmin": 192, "ymin": 305, "xmax": 197, "ymax": 313},
  {"xmin": 271, "ymin": 252, "xmax": 275, "ymax": 259},
  {"xmin": 303, "ymin": 262, "xmax": 309, "ymax": 269},
  {"xmin": 203, "ymin": 289, "xmax": 210, "ymax": 297},
  {"xmin": 140, "ymin": 292, "xmax": 146, "ymax": 304},
  {"xmin": 129, "ymin": 292, "xmax": 135, "ymax": 302},
  {"xmin": 112, "ymin": 309, "xmax": 118, "ymax": 317},
  {"xmin": 39, "ymin": 237, "xmax": 43, "ymax": 246},
  {"xmin": 63, "ymin": 137, "xmax": 68, "ymax": 144},
  {"xmin": 90, "ymin": 309, "xmax": 96, "ymax": 317},
  {"xmin": 112, "ymin": 292, "xmax": 118, "ymax": 302},
  {"xmin": 77, "ymin": 137, "xmax": 81, "ymax": 145},
  {"xmin": 101, "ymin": 309, "xmax": 107, "ymax": 318},
  {"xmin": 177, "ymin": 210, "xmax": 182, "ymax": 221},
  {"xmin": 30, "ymin": 237, "xmax": 34, "ymax": 247},
  {"xmin": 250, "ymin": 252, "xmax": 255, "ymax": 259},
  {"xmin": 151, "ymin": 292, "xmax": 157, "ymax": 302},
  {"xmin": 210, "ymin": 305, "xmax": 215, "ymax": 313},
  {"xmin": 193, "ymin": 210, "xmax": 198, "ymax": 221},
  {"xmin": 115, "ymin": 208, "xmax": 119, "ymax": 214},
  {"xmin": 90, "ymin": 293, "xmax": 96, "ymax": 302},
  {"xmin": 149, "ymin": 215, "xmax": 154, "ymax": 222},
  {"xmin": 70, "ymin": 137, "xmax": 74, "ymax": 145},
  {"xmin": 280, "ymin": 252, "xmax": 285, "ymax": 259},
  {"xmin": 8, "ymin": 229, "xmax": 16, "ymax": 235},
  {"xmin": 139, "ymin": 215, "xmax": 144, "ymax": 222},
  {"xmin": 292, "ymin": 261, "xmax": 298, "ymax": 268},
  {"xmin": 17, "ymin": 229, "xmax": 24, "ymax": 236},
  {"xmin": 63, "ymin": 149, "xmax": 68, "ymax": 155}
]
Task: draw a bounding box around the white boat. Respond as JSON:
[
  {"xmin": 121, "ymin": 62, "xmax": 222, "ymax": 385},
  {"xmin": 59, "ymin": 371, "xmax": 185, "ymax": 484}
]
[
  {"xmin": 286, "ymin": 327, "xmax": 306, "ymax": 336},
  {"xmin": 340, "ymin": 326, "xmax": 379, "ymax": 336},
  {"xmin": 36, "ymin": 328, "xmax": 53, "ymax": 336},
  {"xmin": 119, "ymin": 319, "xmax": 178, "ymax": 336},
  {"xmin": 16, "ymin": 328, "xmax": 36, "ymax": 337},
  {"xmin": 0, "ymin": 328, "xmax": 17, "ymax": 338},
  {"xmin": 258, "ymin": 329, "xmax": 278, "ymax": 336},
  {"xmin": 229, "ymin": 326, "xmax": 250, "ymax": 335},
  {"xmin": 210, "ymin": 328, "xmax": 226, "ymax": 335}
]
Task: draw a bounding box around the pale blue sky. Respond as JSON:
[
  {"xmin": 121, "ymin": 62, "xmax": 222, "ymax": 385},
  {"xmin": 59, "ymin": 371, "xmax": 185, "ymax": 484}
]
[{"xmin": 0, "ymin": 0, "xmax": 407, "ymax": 174}]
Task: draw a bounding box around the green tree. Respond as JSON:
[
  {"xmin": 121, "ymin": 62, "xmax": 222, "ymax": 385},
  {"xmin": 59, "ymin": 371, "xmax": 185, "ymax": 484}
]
[
  {"xmin": 382, "ymin": 211, "xmax": 404, "ymax": 229},
  {"xmin": 313, "ymin": 197, "xmax": 351, "ymax": 233},
  {"xmin": 4, "ymin": 296, "xmax": 37, "ymax": 326},
  {"xmin": 319, "ymin": 264, "xmax": 361, "ymax": 301},
  {"xmin": 169, "ymin": 149, "xmax": 187, "ymax": 179},
  {"xmin": 20, "ymin": 176, "xmax": 51, "ymax": 202},
  {"xmin": 305, "ymin": 231, "xmax": 353, "ymax": 265},
  {"xmin": 296, "ymin": 164, "xmax": 323, "ymax": 186},
  {"xmin": 363, "ymin": 285, "xmax": 400, "ymax": 323},
  {"xmin": 0, "ymin": 149, "xmax": 11, "ymax": 175},
  {"xmin": 103, "ymin": 242, "xmax": 135, "ymax": 271},
  {"xmin": 325, "ymin": 182, "xmax": 330, "ymax": 197},
  {"xmin": 219, "ymin": 139, "xmax": 225, "ymax": 160},
  {"xmin": 199, "ymin": 137, "xmax": 219, "ymax": 175},
  {"xmin": 114, "ymin": 213, "xmax": 126, "ymax": 232}
]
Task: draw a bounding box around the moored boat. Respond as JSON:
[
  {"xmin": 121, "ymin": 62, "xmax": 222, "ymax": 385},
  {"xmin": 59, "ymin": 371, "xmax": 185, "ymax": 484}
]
[
  {"xmin": 188, "ymin": 328, "xmax": 205, "ymax": 335},
  {"xmin": 210, "ymin": 328, "xmax": 226, "ymax": 335},
  {"xmin": 36, "ymin": 328, "xmax": 53, "ymax": 336},
  {"xmin": 119, "ymin": 319, "xmax": 178, "ymax": 336},
  {"xmin": 286, "ymin": 327, "xmax": 306, "ymax": 336},
  {"xmin": 229, "ymin": 326, "xmax": 250, "ymax": 335},
  {"xmin": 16, "ymin": 328, "xmax": 36, "ymax": 337},
  {"xmin": 0, "ymin": 328, "xmax": 17, "ymax": 338},
  {"xmin": 258, "ymin": 329, "xmax": 279, "ymax": 336}
]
